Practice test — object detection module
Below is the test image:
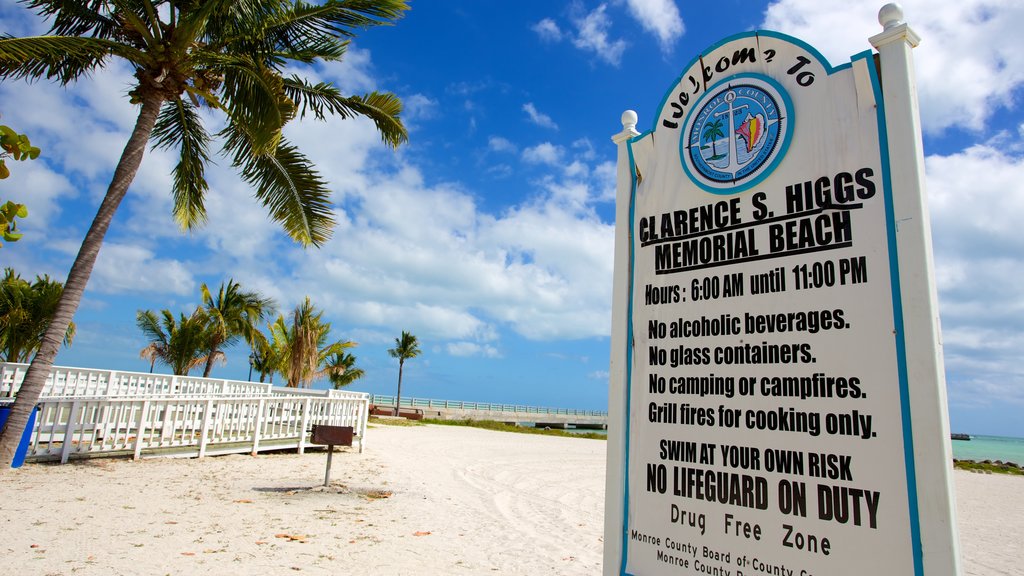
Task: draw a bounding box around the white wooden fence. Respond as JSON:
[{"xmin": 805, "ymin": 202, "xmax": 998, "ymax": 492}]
[
  {"xmin": 0, "ymin": 363, "xmax": 369, "ymax": 463},
  {"xmin": 1, "ymin": 363, "xmax": 273, "ymax": 398}
]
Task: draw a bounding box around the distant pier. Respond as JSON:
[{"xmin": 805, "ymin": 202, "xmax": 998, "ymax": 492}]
[{"xmin": 368, "ymin": 394, "xmax": 608, "ymax": 430}]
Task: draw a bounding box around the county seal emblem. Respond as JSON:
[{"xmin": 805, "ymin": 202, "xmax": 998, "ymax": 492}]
[{"xmin": 681, "ymin": 75, "xmax": 791, "ymax": 193}]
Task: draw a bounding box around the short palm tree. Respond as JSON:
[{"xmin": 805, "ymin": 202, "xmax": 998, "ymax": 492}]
[
  {"xmin": 327, "ymin": 352, "xmax": 364, "ymax": 389},
  {"xmin": 199, "ymin": 279, "xmax": 274, "ymax": 378},
  {"xmin": 387, "ymin": 330, "xmax": 419, "ymax": 416},
  {"xmin": 267, "ymin": 297, "xmax": 354, "ymax": 388},
  {"xmin": 248, "ymin": 331, "xmax": 280, "ymax": 383},
  {"xmin": 136, "ymin": 308, "xmax": 220, "ymax": 376},
  {"xmin": 0, "ymin": 0, "xmax": 409, "ymax": 466},
  {"xmin": 0, "ymin": 268, "xmax": 75, "ymax": 362}
]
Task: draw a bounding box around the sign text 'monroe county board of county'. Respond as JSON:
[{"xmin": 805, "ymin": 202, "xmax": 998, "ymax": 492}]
[{"xmin": 621, "ymin": 32, "xmax": 921, "ymax": 575}]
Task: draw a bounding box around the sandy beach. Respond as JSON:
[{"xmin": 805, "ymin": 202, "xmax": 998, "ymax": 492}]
[{"xmin": 0, "ymin": 423, "xmax": 1019, "ymax": 575}]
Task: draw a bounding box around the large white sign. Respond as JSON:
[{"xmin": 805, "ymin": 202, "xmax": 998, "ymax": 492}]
[{"xmin": 619, "ymin": 32, "xmax": 924, "ymax": 576}]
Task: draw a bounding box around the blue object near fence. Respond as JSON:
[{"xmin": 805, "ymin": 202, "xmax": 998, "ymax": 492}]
[{"xmin": 0, "ymin": 405, "xmax": 38, "ymax": 468}]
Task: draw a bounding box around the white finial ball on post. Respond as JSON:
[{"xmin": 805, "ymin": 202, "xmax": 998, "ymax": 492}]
[
  {"xmin": 621, "ymin": 110, "xmax": 638, "ymax": 132},
  {"xmin": 879, "ymin": 3, "xmax": 904, "ymax": 29}
]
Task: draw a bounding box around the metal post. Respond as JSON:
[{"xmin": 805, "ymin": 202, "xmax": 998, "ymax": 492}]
[{"xmin": 324, "ymin": 445, "xmax": 334, "ymax": 486}]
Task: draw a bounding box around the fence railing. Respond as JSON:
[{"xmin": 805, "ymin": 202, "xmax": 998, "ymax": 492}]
[
  {"xmin": 368, "ymin": 394, "xmax": 608, "ymax": 417},
  {"xmin": 1, "ymin": 362, "xmax": 272, "ymax": 398},
  {"xmin": 1, "ymin": 363, "xmax": 369, "ymax": 463}
]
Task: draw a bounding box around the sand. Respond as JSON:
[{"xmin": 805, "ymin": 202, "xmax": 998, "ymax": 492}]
[{"xmin": 0, "ymin": 423, "xmax": 1018, "ymax": 575}]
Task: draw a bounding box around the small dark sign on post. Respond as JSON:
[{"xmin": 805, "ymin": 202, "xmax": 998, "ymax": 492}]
[{"xmin": 310, "ymin": 425, "xmax": 353, "ymax": 487}]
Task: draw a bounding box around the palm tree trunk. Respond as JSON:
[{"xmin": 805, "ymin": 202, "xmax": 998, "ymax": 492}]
[
  {"xmin": 202, "ymin": 342, "xmax": 219, "ymax": 378},
  {"xmin": 394, "ymin": 359, "xmax": 404, "ymax": 416},
  {"xmin": 0, "ymin": 93, "xmax": 164, "ymax": 468}
]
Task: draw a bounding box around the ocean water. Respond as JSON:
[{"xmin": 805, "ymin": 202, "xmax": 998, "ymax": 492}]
[{"xmin": 951, "ymin": 435, "xmax": 1024, "ymax": 464}]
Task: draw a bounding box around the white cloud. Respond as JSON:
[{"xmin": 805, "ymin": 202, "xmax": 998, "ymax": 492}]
[
  {"xmin": 532, "ymin": 18, "xmax": 563, "ymax": 42},
  {"xmin": 925, "ymin": 143, "xmax": 1024, "ymax": 408},
  {"xmin": 523, "ymin": 103, "xmax": 559, "ymax": 130},
  {"xmin": 624, "ymin": 0, "xmax": 684, "ymax": 52},
  {"xmin": 447, "ymin": 342, "xmax": 502, "ymax": 358},
  {"xmin": 489, "ymin": 136, "xmax": 518, "ymax": 154},
  {"xmin": 572, "ymin": 4, "xmax": 628, "ymax": 66},
  {"xmin": 762, "ymin": 0, "xmax": 1024, "ymax": 134},
  {"xmin": 522, "ymin": 142, "xmax": 565, "ymax": 166},
  {"xmin": 91, "ymin": 243, "xmax": 195, "ymax": 296},
  {"xmin": 402, "ymin": 93, "xmax": 439, "ymax": 123},
  {"xmin": 311, "ymin": 46, "xmax": 377, "ymax": 94}
]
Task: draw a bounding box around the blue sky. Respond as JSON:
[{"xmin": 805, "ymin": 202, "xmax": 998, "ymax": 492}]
[{"xmin": 1, "ymin": 1, "xmax": 1023, "ymax": 437}]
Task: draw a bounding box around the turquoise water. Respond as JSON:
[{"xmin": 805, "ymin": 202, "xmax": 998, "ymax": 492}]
[{"xmin": 951, "ymin": 435, "xmax": 1024, "ymax": 464}]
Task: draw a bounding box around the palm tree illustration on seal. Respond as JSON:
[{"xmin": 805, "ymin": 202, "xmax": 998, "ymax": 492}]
[{"xmin": 702, "ymin": 118, "xmax": 726, "ymax": 160}]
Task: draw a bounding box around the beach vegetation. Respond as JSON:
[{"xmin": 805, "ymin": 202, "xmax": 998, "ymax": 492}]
[
  {"xmin": 136, "ymin": 308, "xmax": 218, "ymax": 376},
  {"xmin": 199, "ymin": 279, "xmax": 275, "ymax": 378},
  {"xmin": 1, "ymin": 116, "xmax": 39, "ymax": 247},
  {"xmin": 0, "ymin": 0, "xmax": 409, "ymax": 466},
  {"xmin": 328, "ymin": 352, "xmax": 365, "ymax": 389},
  {"xmin": 0, "ymin": 118, "xmax": 40, "ymax": 179},
  {"xmin": 419, "ymin": 418, "xmax": 608, "ymax": 440},
  {"xmin": 387, "ymin": 330, "xmax": 420, "ymax": 416},
  {"xmin": 954, "ymin": 459, "xmax": 1024, "ymax": 476},
  {"xmin": 0, "ymin": 268, "xmax": 75, "ymax": 362},
  {"xmin": 267, "ymin": 297, "xmax": 355, "ymax": 388}
]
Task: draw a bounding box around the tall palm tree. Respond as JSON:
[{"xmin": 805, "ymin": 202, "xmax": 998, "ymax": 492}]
[
  {"xmin": 327, "ymin": 352, "xmax": 364, "ymax": 389},
  {"xmin": 387, "ymin": 330, "xmax": 419, "ymax": 416},
  {"xmin": 136, "ymin": 308, "xmax": 220, "ymax": 376},
  {"xmin": 199, "ymin": 279, "xmax": 274, "ymax": 378},
  {"xmin": 0, "ymin": 268, "xmax": 75, "ymax": 362},
  {"xmin": 267, "ymin": 297, "xmax": 354, "ymax": 388},
  {"xmin": 0, "ymin": 0, "xmax": 409, "ymax": 466}
]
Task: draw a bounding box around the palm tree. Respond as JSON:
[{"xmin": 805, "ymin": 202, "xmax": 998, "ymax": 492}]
[
  {"xmin": 327, "ymin": 352, "xmax": 364, "ymax": 389},
  {"xmin": 267, "ymin": 297, "xmax": 354, "ymax": 388},
  {"xmin": 0, "ymin": 268, "xmax": 75, "ymax": 362},
  {"xmin": 136, "ymin": 308, "xmax": 220, "ymax": 376},
  {"xmin": 702, "ymin": 118, "xmax": 725, "ymax": 158},
  {"xmin": 248, "ymin": 331, "xmax": 279, "ymax": 383},
  {"xmin": 0, "ymin": 0, "xmax": 409, "ymax": 466},
  {"xmin": 139, "ymin": 342, "xmax": 159, "ymax": 373},
  {"xmin": 387, "ymin": 330, "xmax": 419, "ymax": 416},
  {"xmin": 199, "ymin": 279, "xmax": 274, "ymax": 378}
]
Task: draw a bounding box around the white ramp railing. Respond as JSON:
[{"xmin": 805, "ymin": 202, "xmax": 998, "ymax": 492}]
[
  {"xmin": 1, "ymin": 363, "xmax": 369, "ymax": 463},
  {"xmin": 1, "ymin": 362, "xmax": 273, "ymax": 398}
]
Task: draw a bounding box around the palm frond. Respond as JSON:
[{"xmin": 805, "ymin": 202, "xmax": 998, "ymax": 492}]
[
  {"xmin": 224, "ymin": 130, "xmax": 335, "ymax": 247},
  {"xmin": 152, "ymin": 100, "xmax": 212, "ymax": 231},
  {"xmin": 280, "ymin": 79, "xmax": 406, "ymax": 146},
  {"xmin": 19, "ymin": 0, "xmax": 120, "ymax": 39},
  {"xmin": 268, "ymin": 0, "xmax": 409, "ymax": 41},
  {"xmin": 337, "ymin": 91, "xmax": 408, "ymax": 148},
  {"xmin": 219, "ymin": 59, "xmax": 292, "ymax": 155},
  {"xmin": 0, "ymin": 35, "xmax": 141, "ymax": 83}
]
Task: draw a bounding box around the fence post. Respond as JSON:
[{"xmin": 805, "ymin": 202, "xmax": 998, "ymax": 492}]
[
  {"xmin": 251, "ymin": 397, "xmax": 265, "ymax": 456},
  {"xmin": 298, "ymin": 397, "xmax": 311, "ymax": 454},
  {"xmin": 198, "ymin": 399, "xmax": 214, "ymax": 458},
  {"xmin": 60, "ymin": 400, "xmax": 81, "ymax": 464},
  {"xmin": 358, "ymin": 399, "xmax": 367, "ymax": 453},
  {"xmin": 133, "ymin": 400, "xmax": 149, "ymax": 460}
]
